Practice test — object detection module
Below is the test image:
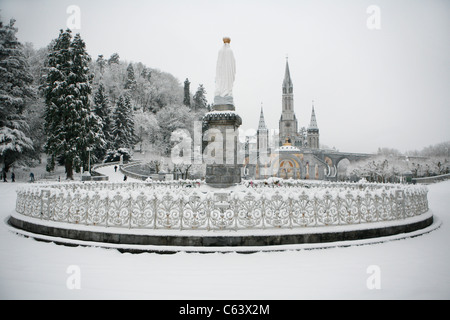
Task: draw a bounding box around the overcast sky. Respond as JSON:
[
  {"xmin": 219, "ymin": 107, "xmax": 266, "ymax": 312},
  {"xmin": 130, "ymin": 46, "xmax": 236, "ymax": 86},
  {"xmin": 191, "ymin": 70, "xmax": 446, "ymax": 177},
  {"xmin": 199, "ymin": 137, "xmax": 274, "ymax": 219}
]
[{"xmin": 1, "ymin": 0, "xmax": 449, "ymax": 153}]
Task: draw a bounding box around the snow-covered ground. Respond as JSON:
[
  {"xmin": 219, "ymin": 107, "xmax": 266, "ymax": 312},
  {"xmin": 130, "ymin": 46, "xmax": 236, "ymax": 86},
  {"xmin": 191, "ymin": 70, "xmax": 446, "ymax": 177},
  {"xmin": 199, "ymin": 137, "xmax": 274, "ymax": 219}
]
[
  {"xmin": 95, "ymin": 164, "xmax": 141, "ymax": 182},
  {"xmin": 1, "ymin": 171, "xmax": 449, "ymax": 299}
]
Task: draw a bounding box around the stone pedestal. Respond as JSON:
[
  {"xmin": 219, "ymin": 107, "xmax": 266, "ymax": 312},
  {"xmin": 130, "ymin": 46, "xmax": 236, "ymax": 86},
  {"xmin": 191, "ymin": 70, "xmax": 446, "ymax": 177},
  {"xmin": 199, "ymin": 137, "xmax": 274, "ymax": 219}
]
[{"xmin": 203, "ymin": 103, "xmax": 242, "ymax": 188}]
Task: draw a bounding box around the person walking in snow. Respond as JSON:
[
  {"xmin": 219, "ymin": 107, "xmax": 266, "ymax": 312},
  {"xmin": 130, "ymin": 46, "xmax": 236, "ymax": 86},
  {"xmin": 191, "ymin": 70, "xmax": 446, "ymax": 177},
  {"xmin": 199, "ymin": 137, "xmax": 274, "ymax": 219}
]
[
  {"xmin": 29, "ymin": 172, "xmax": 35, "ymax": 183},
  {"xmin": 11, "ymin": 172, "xmax": 15, "ymax": 182}
]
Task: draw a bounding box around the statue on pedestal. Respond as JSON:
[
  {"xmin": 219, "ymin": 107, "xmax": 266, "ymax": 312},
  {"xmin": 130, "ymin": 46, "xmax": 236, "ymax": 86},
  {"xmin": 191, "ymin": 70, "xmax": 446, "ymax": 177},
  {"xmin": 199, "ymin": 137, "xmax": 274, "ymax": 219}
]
[
  {"xmin": 214, "ymin": 37, "xmax": 236, "ymax": 106},
  {"xmin": 203, "ymin": 37, "xmax": 242, "ymax": 188}
]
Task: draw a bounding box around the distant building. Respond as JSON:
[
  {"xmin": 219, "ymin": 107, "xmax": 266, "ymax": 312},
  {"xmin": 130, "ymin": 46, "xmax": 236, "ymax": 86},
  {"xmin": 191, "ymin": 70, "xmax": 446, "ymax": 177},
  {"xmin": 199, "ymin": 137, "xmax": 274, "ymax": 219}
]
[{"xmin": 245, "ymin": 59, "xmax": 370, "ymax": 181}]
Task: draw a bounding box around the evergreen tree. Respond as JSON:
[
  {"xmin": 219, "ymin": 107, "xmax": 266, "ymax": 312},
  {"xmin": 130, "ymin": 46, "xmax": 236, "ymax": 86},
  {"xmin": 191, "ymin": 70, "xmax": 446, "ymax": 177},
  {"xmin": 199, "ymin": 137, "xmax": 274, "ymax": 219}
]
[
  {"xmin": 108, "ymin": 52, "xmax": 120, "ymax": 65},
  {"xmin": 112, "ymin": 94, "xmax": 136, "ymax": 149},
  {"xmin": 192, "ymin": 84, "xmax": 208, "ymax": 111},
  {"xmin": 156, "ymin": 104, "xmax": 192, "ymax": 156},
  {"xmin": 183, "ymin": 78, "xmax": 191, "ymax": 107},
  {"xmin": 43, "ymin": 30, "xmax": 105, "ymax": 179},
  {"xmin": 96, "ymin": 54, "xmax": 106, "ymax": 75},
  {"xmin": 93, "ymin": 82, "xmax": 112, "ymax": 157},
  {"xmin": 0, "ymin": 18, "xmax": 35, "ymax": 172},
  {"xmin": 124, "ymin": 62, "xmax": 136, "ymax": 91},
  {"xmin": 141, "ymin": 67, "xmax": 151, "ymax": 81}
]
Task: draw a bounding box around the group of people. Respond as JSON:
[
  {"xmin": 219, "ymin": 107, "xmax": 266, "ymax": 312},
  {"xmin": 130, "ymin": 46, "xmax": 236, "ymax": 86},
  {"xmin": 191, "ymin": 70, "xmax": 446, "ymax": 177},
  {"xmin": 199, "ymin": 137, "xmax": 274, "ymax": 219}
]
[
  {"xmin": 1, "ymin": 170, "xmax": 35, "ymax": 183},
  {"xmin": 2, "ymin": 170, "xmax": 15, "ymax": 182},
  {"xmin": 114, "ymin": 165, "xmax": 127, "ymax": 181}
]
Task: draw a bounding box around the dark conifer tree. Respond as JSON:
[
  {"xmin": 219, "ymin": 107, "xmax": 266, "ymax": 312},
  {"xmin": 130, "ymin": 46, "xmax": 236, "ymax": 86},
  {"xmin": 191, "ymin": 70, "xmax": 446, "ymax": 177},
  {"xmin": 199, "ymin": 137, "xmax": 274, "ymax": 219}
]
[
  {"xmin": 0, "ymin": 18, "xmax": 35, "ymax": 173},
  {"xmin": 183, "ymin": 78, "xmax": 191, "ymax": 108},
  {"xmin": 43, "ymin": 30, "xmax": 105, "ymax": 179},
  {"xmin": 96, "ymin": 54, "xmax": 106, "ymax": 75},
  {"xmin": 108, "ymin": 52, "xmax": 120, "ymax": 65},
  {"xmin": 112, "ymin": 94, "xmax": 136, "ymax": 150},
  {"xmin": 192, "ymin": 84, "xmax": 208, "ymax": 111},
  {"xmin": 124, "ymin": 62, "xmax": 136, "ymax": 91},
  {"xmin": 93, "ymin": 82, "xmax": 112, "ymax": 158}
]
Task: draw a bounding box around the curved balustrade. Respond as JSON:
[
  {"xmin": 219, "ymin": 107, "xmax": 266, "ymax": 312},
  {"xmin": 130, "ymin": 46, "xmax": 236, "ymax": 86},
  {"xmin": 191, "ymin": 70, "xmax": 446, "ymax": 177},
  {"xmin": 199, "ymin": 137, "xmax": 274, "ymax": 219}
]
[{"xmin": 15, "ymin": 181, "xmax": 429, "ymax": 231}]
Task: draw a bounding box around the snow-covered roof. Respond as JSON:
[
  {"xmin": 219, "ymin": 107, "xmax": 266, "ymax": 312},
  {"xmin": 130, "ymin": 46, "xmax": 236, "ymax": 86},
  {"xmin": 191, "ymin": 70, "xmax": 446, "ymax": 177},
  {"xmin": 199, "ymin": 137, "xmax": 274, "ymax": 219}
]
[
  {"xmin": 275, "ymin": 145, "xmax": 301, "ymax": 152},
  {"xmin": 203, "ymin": 110, "xmax": 242, "ymax": 125}
]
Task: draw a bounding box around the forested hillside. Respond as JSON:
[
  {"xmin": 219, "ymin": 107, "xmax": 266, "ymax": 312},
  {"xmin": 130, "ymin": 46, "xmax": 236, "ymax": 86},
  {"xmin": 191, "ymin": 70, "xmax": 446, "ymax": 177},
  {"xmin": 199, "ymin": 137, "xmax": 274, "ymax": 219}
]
[{"xmin": 1, "ymin": 16, "xmax": 208, "ymax": 177}]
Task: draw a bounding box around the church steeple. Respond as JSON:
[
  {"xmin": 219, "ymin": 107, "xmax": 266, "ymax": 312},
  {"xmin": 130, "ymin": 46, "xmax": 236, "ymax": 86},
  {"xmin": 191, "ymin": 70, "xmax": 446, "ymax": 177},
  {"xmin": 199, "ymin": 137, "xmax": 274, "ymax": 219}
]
[
  {"xmin": 257, "ymin": 104, "xmax": 269, "ymax": 161},
  {"xmin": 282, "ymin": 58, "xmax": 293, "ymax": 94},
  {"xmin": 308, "ymin": 101, "xmax": 318, "ymax": 130},
  {"xmin": 258, "ymin": 104, "xmax": 267, "ymax": 131},
  {"xmin": 279, "ymin": 57, "xmax": 298, "ymax": 146},
  {"xmin": 307, "ymin": 101, "xmax": 320, "ymax": 149}
]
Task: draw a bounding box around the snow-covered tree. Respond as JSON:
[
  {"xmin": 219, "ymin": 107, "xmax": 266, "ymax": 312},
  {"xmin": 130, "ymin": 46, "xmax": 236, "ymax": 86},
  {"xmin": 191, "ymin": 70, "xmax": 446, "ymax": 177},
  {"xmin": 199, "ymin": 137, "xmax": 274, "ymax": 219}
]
[
  {"xmin": 192, "ymin": 84, "xmax": 208, "ymax": 111},
  {"xmin": 112, "ymin": 94, "xmax": 136, "ymax": 149},
  {"xmin": 21, "ymin": 98, "xmax": 45, "ymax": 163},
  {"xmin": 408, "ymin": 156, "xmax": 449, "ymax": 177},
  {"xmin": 432, "ymin": 157, "xmax": 450, "ymax": 175},
  {"xmin": 420, "ymin": 141, "xmax": 450, "ymax": 157},
  {"xmin": 22, "ymin": 42, "xmax": 49, "ymax": 88},
  {"xmin": 104, "ymin": 148, "xmax": 131, "ymax": 163},
  {"xmin": 43, "ymin": 30, "xmax": 105, "ymax": 179},
  {"xmin": 0, "ymin": 18, "xmax": 35, "ymax": 172},
  {"xmin": 93, "ymin": 82, "xmax": 113, "ymax": 157},
  {"xmin": 183, "ymin": 78, "xmax": 191, "ymax": 107},
  {"xmin": 134, "ymin": 109, "xmax": 159, "ymax": 152},
  {"xmin": 148, "ymin": 71, "xmax": 184, "ymax": 112},
  {"xmin": 406, "ymin": 141, "xmax": 450, "ymax": 158},
  {"xmin": 377, "ymin": 147, "xmax": 402, "ymax": 156},
  {"xmin": 140, "ymin": 66, "xmax": 150, "ymax": 80},
  {"xmin": 156, "ymin": 104, "xmax": 193, "ymax": 155},
  {"xmin": 124, "ymin": 62, "xmax": 136, "ymax": 91},
  {"xmin": 108, "ymin": 52, "xmax": 120, "ymax": 65},
  {"xmin": 93, "ymin": 56, "xmax": 184, "ymax": 113},
  {"xmin": 96, "ymin": 54, "xmax": 107, "ymax": 75},
  {"xmin": 21, "ymin": 43, "xmax": 49, "ymax": 163},
  {"xmin": 346, "ymin": 155, "xmax": 411, "ymax": 182}
]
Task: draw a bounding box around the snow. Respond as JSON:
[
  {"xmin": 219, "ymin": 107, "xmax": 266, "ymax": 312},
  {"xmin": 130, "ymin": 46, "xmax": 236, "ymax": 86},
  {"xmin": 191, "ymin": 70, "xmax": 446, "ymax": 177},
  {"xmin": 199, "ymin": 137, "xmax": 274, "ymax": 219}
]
[
  {"xmin": 1, "ymin": 178, "xmax": 450, "ymax": 299},
  {"xmin": 274, "ymin": 145, "xmax": 301, "ymax": 152},
  {"xmin": 203, "ymin": 111, "xmax": 239, "ymax": 117},
  {"xmin": 95, "ymin": 164, "xmax": 141, "ymax": 182}
]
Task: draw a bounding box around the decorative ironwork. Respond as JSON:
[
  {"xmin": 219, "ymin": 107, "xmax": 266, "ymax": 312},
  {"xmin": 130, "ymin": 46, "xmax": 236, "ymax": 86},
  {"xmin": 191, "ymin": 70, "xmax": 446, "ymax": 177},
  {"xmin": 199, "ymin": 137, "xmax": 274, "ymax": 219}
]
[{"xmin": 15, "ymin": 181, "xmax": 429, "ymax": 231}]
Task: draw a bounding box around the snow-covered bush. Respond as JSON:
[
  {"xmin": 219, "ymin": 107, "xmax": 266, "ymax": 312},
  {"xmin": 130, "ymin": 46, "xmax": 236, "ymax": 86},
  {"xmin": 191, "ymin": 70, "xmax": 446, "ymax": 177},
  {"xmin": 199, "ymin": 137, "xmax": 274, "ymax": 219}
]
[{"xmin": 103, "ymin": 148, "xmax": 131, "ymax": 163}]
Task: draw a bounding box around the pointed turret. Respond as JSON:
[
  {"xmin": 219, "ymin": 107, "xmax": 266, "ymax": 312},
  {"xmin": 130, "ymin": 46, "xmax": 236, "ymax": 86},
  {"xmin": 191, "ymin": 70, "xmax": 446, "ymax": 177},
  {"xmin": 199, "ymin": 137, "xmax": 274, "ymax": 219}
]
[
  {"xmin": 282, "ymin": 59, "xmax": 293, "ymax": 94},
  {"xmin": 279, "ymin": 57, "xmax": 298, "ymax": 146},
  {"xmin": 307, "ymin": 101, "xmax": 320, "ymax": 149},
  {"xmin": 258, "ymin": 105, "xmax": 267, "ymax": 131},
  {"xmin": 257, "ymin": 104, "xmax": 269, "ymax": 162},
  {"xmin": 308, "ymin": 103, "xmax": 318, "ymax": 130}
]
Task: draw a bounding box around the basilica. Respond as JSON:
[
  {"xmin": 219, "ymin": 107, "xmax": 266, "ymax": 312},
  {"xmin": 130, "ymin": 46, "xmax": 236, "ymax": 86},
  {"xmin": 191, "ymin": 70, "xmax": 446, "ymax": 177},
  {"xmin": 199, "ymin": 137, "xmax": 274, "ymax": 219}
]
[{"xmin": 246, "ymin": 60, "xmax": 329, "ymax": 180}]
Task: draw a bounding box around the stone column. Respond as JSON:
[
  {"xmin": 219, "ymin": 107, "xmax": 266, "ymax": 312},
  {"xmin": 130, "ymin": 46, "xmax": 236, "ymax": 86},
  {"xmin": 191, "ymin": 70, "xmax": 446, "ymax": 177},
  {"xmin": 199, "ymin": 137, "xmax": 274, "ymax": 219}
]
[{"xmin": 203, "ymin": 104, "xmax": 242, "ymax": 188}]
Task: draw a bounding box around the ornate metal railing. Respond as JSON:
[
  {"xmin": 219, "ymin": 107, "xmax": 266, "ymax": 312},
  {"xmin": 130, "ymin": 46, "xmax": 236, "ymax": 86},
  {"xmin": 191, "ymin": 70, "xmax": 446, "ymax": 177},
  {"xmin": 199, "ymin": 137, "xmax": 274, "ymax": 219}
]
[{"xmin": 15, "ymin": 181, "xmax": 429, "ymax": 231}]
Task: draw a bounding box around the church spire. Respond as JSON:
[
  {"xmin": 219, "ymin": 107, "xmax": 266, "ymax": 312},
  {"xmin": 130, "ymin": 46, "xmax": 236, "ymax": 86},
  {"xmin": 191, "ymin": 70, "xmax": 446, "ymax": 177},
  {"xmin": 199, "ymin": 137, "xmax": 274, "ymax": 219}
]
[
  {"xmin": 307, "ymin": 100, "xmax": 320, "ymax": 149},
  {"xmin": 258, "ymin": 103, "xmax": 267, "ymax": 131},
  {"xmin": 282, "ymin": 58, "xmax": 293, "ymax": 93},
  {"xmin": 308, "ymin": 101, "xmax": 318, "ymax": 130},
  {"xmin": 279, "ymin": 57, "xmax": 297, "ymax": 146}
]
